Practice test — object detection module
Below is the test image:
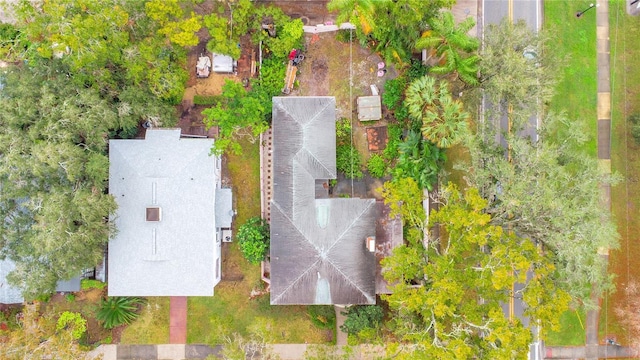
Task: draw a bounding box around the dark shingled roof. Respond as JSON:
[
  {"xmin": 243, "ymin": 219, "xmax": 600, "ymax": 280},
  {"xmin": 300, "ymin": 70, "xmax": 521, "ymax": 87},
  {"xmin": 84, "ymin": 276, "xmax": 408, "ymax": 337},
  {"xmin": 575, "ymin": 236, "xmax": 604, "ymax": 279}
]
[{"xmin": 270, "ymin": 97, "xmax": 377, "ymax": 305}]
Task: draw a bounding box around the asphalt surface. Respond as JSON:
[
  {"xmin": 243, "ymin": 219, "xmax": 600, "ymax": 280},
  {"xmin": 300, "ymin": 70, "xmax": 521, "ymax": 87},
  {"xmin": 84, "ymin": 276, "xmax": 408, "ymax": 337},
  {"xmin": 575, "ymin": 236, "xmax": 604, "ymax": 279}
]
[{"xmin": 481, "ymin": 1, "xmax": 542, "ymax": 359}]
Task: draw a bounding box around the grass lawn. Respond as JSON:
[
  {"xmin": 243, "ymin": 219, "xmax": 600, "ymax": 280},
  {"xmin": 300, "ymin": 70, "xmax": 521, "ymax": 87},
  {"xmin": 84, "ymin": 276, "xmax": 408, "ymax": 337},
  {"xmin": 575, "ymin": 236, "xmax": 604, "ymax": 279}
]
[
  {"xmin": 544, "ymin": 0, "xmax": 598, "ymax": 157},
  {"xmin": 600, "ymin": 0, "xmax": 640, "ymax": 345},
  {"xmin": 544, "ymin": 308, "xmax": 586, "ymax": 346},
  {"xmin": 188, "ymin": 138, "xmax": 331, "ymax": 345},
  {"xmin": 120, "ymin": 297, "xmax": 170, "ymax": 344}
]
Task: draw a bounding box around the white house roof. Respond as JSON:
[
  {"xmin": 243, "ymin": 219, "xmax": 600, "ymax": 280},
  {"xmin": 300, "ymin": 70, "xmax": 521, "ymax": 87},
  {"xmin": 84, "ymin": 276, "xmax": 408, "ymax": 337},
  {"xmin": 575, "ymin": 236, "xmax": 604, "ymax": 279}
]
[{"xmin": 108, "ymin": 129, "xmax": 219, "ymax": 296}]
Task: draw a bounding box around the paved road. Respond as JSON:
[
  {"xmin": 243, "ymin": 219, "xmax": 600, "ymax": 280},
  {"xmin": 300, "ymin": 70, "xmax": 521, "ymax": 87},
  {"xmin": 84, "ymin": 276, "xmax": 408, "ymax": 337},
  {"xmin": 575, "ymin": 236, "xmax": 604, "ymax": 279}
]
[
  {"xmin": 483, "ymin": 0, "xmax": 541, "ymax": 147},
  {"xmin": 481, "ymin": 1, "xmax": 542, "ymax": 359}
]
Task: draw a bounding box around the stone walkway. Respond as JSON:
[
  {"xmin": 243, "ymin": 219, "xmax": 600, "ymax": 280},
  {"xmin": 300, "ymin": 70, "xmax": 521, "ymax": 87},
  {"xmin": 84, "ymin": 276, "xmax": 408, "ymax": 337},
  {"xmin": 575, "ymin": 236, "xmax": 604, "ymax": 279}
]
[
  {"xmin": 169, "ymin": 297, "xmax": 187, "ymax": 344},
  {"xmin": 335, "ymin": 305, "xmax": 348, "ymax": 346}
]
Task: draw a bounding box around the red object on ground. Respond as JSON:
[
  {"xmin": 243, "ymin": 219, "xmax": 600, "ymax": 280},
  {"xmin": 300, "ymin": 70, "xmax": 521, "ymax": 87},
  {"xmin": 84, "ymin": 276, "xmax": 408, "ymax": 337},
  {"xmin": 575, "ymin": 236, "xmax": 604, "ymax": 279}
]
[
  {"xmin": 169, "ymin": 296, "xmax": 187, "ymax": 344},
  {"xmin": 288, "ymin": 49, "xmax": 297, "ymax": 61}
]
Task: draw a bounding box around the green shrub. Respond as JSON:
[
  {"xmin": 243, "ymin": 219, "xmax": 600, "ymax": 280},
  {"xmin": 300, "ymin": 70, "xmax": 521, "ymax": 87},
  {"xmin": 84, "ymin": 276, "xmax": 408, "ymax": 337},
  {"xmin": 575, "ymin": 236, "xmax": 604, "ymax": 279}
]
[
  {"xmin": 193, "ymin": 95, "xmax": 218, "ymax": 106},
  {"xmin": 336, "ymin": 145, "xmax": 363, "ymax": 179},
  {"xmin": 237, "ymin": 217, "xmax": 270, "ymax": 264},
  {"xmin": 96, "ymin": 297, "xmax": 144, "ymax": 329},
  {"xmin": 307, "ymin": 305, "xmax": 336, "ymax": 330},
  {"xmin": 80, "ymin": 279, "xmax": 107, "ymax": 291},
  {"xmin": 340, "ymin": 305, "xmax": 383, "ymax": 336},
  {"xmin": 383, "ymin": 124, "xmax": 404, "ymax": 161},
  {"xmin": 629, "ymin": 113, "xmax": 640, "ymax": 144},
  {"xmin": 65, "ymin": 293, "xmax": 76, "ymax": 302},
  {"xmin": 57, "ymin": 311, "xmax": 87, "ymax": 340},
  {"xmin": 367, "ymin": 154, "xmax": 387, "ymax": 178},
  {"xmin": 335, "ymin": 117, "xmax": 352, "ymax": 146}
]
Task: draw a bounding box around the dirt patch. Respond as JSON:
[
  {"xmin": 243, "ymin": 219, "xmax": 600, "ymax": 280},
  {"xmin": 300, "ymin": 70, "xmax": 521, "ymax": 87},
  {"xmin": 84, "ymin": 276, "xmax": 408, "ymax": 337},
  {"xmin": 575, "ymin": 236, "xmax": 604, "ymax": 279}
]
[{"xmin": 292, "ymin": 32, "xmax": 398, "ymax": 194}]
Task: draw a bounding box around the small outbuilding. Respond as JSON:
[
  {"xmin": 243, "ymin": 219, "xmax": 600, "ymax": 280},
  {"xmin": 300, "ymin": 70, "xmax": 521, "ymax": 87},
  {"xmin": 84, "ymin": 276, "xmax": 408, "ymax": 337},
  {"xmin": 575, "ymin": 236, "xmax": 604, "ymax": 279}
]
[{"xmin": 357, "ymin": 95, "xmax": 382, "ymax": 121}]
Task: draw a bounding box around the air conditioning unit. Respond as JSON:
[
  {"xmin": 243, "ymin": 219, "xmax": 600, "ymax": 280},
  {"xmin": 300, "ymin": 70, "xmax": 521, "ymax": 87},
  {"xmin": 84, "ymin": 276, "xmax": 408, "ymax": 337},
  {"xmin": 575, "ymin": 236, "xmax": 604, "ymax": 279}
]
[{"xmin": 222, "ymin": 229, "xmax": 233, "ymax": 243}]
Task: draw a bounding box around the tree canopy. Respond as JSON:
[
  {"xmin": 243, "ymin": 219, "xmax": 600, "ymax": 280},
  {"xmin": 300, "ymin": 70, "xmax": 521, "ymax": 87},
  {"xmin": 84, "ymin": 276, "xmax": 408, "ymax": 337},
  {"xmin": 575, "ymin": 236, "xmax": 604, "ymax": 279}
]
[
  {"xmin": 478, "ymin": 19, "xmax": 560, "ymax": 121},
  {"xmin": 382, "ymin": 184, "xmax": 570, "ymax": 358},
  {"xmin": 328, "ymin": 0, "xmax": 456, "ymax": 65},
  {"xmin": 416, "ymin": 10, "xmax": 479, "ymax": 85},
  {"xmin": 7, "ymin": 0, "xmax": 201, "ymax": 104},
  {"xmin": 0, "ymin": 305, "xmax": 88, "ymax": 359},
  {"xmin": 464, "ymin": 111, "xmax": 619, "ymax": 304},
  {"xmin": 0, "ymin": 67, "xmax": 127, "ymax": 299}
]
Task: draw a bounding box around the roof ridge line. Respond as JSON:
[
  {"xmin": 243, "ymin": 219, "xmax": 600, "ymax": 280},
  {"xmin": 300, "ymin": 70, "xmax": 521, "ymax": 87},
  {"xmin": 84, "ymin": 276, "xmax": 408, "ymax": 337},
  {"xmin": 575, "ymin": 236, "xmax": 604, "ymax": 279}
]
[
  {"xmin": 325, "ymin": 256, "xmax": 375, "ymax": 303},
  {"xmin": 324, "ymin": 199, "xmax": 376, "ymax": 255}
]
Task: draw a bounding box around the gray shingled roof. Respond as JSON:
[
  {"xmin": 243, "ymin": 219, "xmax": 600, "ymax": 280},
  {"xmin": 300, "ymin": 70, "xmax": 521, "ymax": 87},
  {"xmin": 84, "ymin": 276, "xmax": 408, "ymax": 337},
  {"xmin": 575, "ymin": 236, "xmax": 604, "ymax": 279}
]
[
  {"xmin": 108, "ymin": 129, "xmax": 221, "ymax": 296},
  {"xmin": 270, "ymin": 97, "xmax": 377, "ymax": 305},
  {"xmin": 0, "ymin": 258, "xmax": 82, "ymax": 304},
  {"xmin": 0, "ymin": 259, "xmax": 23, "ymax": 304}
]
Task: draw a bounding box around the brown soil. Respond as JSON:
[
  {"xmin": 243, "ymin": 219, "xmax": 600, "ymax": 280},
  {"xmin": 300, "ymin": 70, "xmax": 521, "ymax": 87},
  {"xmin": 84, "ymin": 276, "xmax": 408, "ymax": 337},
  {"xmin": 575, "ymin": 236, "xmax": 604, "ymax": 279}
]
[
  {"xmin": 45, "ymin": 288, "xmax": 111, "ymax": 345},
  {"xmin": 293, "ymin": 32, "xmax": 398, "ymax": 163}
]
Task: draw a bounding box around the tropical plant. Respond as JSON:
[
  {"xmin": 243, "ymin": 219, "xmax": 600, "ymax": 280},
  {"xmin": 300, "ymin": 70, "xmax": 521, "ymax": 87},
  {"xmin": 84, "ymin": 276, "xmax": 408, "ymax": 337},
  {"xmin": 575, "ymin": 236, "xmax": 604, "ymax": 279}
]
[
  {"xmin": 96, "ymin": 297, "xmax": 144, "ymax": 329},
  {"xmin": 337, "ymin": 145, "xmax": 363, "ymax": 179},
  {"xmin": 328, "ymin": 0, "xmax": 376, "ymax": 35},
  {"xmin": 405, "ymin": 75, "xmax": 470, "ymax": 148},
  {"xmin": 382, "ymin": 124, "xmax": 404, "ymax": 162},
  {"xmin": 237, "ymin": 217, "xmax": 270, "ymax": 265},
  {"xmin": 393, "ymin": 130, "xmax": 446, "ymax": 191},
  {"xmin": 367, "ymin": 154, "xmax": 387, "ymax": 178},
  {"xmin": 416, "ymin": 10, "xmax": 479, "ymax": 85}
]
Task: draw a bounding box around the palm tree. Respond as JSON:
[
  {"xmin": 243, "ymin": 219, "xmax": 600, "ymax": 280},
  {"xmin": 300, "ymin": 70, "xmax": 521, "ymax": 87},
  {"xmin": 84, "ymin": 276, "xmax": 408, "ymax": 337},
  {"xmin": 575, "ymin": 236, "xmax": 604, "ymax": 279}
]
[
  {"xmin": 327, "ymin": 0, "xmax": 377, "ymax": 35},
  {"xmin": 416, "ymin": 10, "xmax": 479, "ymax": 85},
  {"xmin": 393, "ymin": 130, "xmax": 446, "ymax": 191},
  {"xmin": 405, "ymin": 75, "xmax": 470, "ymax": 148}
]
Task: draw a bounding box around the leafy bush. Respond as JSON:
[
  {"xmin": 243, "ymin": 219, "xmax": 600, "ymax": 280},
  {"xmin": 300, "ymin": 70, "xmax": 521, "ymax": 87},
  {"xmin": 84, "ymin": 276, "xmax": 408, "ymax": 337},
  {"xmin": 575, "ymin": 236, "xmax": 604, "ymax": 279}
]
[
  {"xmin": 65, "ymin": 293, "xmax": 76, "ymax": 302},
  {"xmin": 383, "ymin": 124, "xmax": 404, "ymax": 162},
  {"xmin": 367, "ymin": 154, "xmax": 387, "ymax": 178},
  {"xmin": 193, "ymin": 95, "xmax": 218, "ymax": 106},
  {"xmin": 337, "ymin": 145, "xmax": 363, "ymax": 179},
  {"xmin": 96, "ymin": 297, "xmax": 144, "ymax": 329},
  {"xmin": 81, "ymin": 279, "xmax": 107, "ymax": 291},
  {"xmin": 629, "ymin": 113, "xmax": 640, "ymax": 144},
  {"xmin": 340, "ymin": 305, "xmax": 383, "ymax": 336},
  {"xmin": 56, "ymin": 311, "xmax": 87, "ymax": 340},
  {"xmin": 392, "ymin": 130, "xmax": 445, "ymax": 191},
  {"xmin": 237, "ymin": 217, "xmax": 270, "ymax": 264},
  {"xmin": 336, "ymin": 117, "xmax": 352, "ymax": 145},
  {"xmin": 307, "ymin": 305, "xmax": 336, "ymax": 330}
]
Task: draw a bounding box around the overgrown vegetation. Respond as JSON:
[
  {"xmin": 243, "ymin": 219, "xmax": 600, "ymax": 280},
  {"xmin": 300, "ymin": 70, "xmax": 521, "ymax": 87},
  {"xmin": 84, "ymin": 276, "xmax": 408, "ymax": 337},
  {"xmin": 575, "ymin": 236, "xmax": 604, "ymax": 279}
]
[
  {"xmin": 366, "ymin": 154, "xmax": 386, "ymax": 178},
  {"xmin": 202, "ymin": 2, "xmax": 303, "ymax": 155},
  {"xmin": 307, "ymin": 306, "xmax": 337, "ymax": 330},
  {"xmin": 335, "ymin": 117, "xmax": 363, "ymax": 179},
  {"xmin": 237, "ymin": 216, "xmax": 270, "ymax": 265},
  {"xmin": 340, "ymin": 305, "xmax": 383, "ymax": 345}
]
